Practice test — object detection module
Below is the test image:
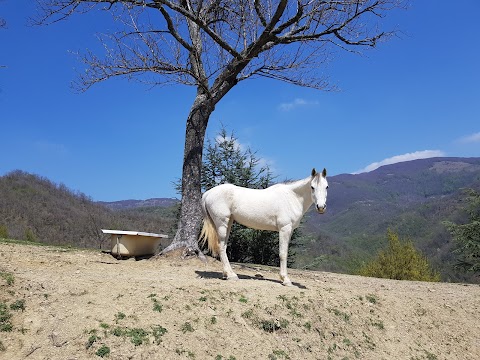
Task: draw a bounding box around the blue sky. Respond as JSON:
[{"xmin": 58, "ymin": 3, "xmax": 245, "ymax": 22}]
[{"xmin": 1, "ymin": 1, "xmax": 479, "ymax": 201}]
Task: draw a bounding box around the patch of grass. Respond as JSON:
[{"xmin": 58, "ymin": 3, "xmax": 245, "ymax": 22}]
[
  {"xmin": 86, "ymin": 333, "xmax": 100, "ymax": 349},
  {"xmin": 0, "ymin": 303, "xmax": 13, "ymax": 332},
  {"xmin": 261, "ymin": 319, "xmax": 281, "ymax": 333},
  {"xmin": 371, "ymin": 319, "xmax": 384, "ymax": 330},
  {"xmin": 199, "ymin": 296, "xmax": 207, "ymax": 302},
  {"xmin": 210, "ymin": 316, "xmax": 217, "ymax": 325},
  {"xmin": 95, "ymin": 344, "xmax": 110, "ymax": 357},
  {"xmin": 126, "ymin": 328, "xmax": 149, "ymax": 346},
  {"xmin": 152, "ymin": 325, "xmax": 167, "ymax": 343},
  {"xmin": 423, "ymin": 350, "xmax": 438, "ymax": 360},
  {"xmin": 277, "ymin": 295, "xmax": 303, "ymax": 318},
  {"xmin": 0, "ymin": 272, "xmax": 14, "ymax": 286},
  {"xmin": 216, "ymin": 355, "xmax": 237, "ymax": 360},
  {"xmin": 366, "ymin": 294, "xmax": 378, "ymax": 304},
  {"xmin": 176, "ymin": 348, "xmax": 195, "ymax": 358},
  {"xmin": 9, "ymin": 299, "xmax": 25, "ymax": 312},
  {"xmin": 114, "ymin": 312, "xmax": 126, "ymax": 323},
  {"xmin": 268, "ymin": 349, "xmax": 290, "ymax": 359},
  {"xmin": 328, "ymin": 308, "xmax": 350, "ymax": 322},
  {"xmin": 148, "ymin": 294, "xmax": 163, "ymax": 312},
  {"xmin": 241, "ymin": 309, "xmax": 254, "ymax": 319},
  {"xmin": 181, "ymin": 322, "xmax": 194, "ymax": 333},
  {"xmin": 111, "ymin": 327, "xmax": 124, "ymax": 337},
  {"xmin": 239, "ymin": 295, "xmax": 248, "ymax": 303},
  {"xmin": 303, "ymin": 321, "xmax": 312, "ymax": 331},
  {"xmin": 152, "ymin": 300, "xmax": 163, "ymax": 313}
]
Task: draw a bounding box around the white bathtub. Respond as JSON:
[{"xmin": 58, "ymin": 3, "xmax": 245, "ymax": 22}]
[{"xmin": 102, "ymin": 229, "xmax": 168, "ymax": 257}]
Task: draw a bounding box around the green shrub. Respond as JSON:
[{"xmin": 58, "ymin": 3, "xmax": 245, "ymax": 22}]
[
  {"xmin": 0, "ymin": 225, "xmax": 8, "ymax": 239},
  {"xmin": 0, "ymin": 303, "xmax": 13, "ymax": 332},
  {"xmin": 24, "ymin": 228, "xmax": 36, "ymax": 242},
  {"xmin": 10, "ymin": 299, "xmax": 25, "ymax": 312},
  {"xmin": 359, "ymin": 230, "xmax": 440, "ymax": 282},
  {"xmin": 95, "ymin": 344, "xmax": 110, "ymax": 357}
]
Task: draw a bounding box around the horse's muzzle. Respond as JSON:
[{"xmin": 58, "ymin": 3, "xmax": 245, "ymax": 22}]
[{"xmin": 316, "ymin": 204, "xmax": 326, "ymax": 214}]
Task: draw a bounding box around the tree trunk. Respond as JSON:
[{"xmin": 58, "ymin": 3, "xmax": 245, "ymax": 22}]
[{"xmin": 159, "ymin": 92, "xmax": 214, "ymax": 258}]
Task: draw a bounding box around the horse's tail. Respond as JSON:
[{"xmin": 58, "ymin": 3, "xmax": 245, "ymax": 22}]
[{"xmin": 199, "ymin": 195, "xmax": 220, "ymax": 257}]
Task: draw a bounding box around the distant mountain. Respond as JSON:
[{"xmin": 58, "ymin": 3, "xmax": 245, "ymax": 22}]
[
  {"xmin": 98, "ymin": 198, "xmax": 179, "ymax": 210},
  {"xmin": 298, "ymin": 157, "xmax": 480, "ymax": 282}
]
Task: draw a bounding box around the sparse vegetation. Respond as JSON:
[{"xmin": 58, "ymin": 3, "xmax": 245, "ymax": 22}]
[
  {"xmin": 1, "ymin": 236, "xmax": 479, "ymax": 359},
  {"xmin": 114, "ymin": 312, "xmax": 126, "ymax": 323},
  {"xmin": 0, "ymin": 302, "xmax": 13, "ymax": 332},
  {"xmin": 181, "ymin": 322, "xmax": 194, "ymax": 334},
  {"xmin": 9, "ymin": 299, "xmax": 25, "ymax": 312},
  {"xmin": 0, "ymin": 272, "xmax": 14, "ymax": 286},
  {"xmin": 95, "ymin": 344, "xmax": 110, "ymax": 357},
  {"xmin": 86, "ymin": 332, "xmax": 99, "ymax": 349}
]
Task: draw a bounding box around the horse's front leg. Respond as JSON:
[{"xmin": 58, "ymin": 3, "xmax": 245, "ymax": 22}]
[
  {"xmin": 218, "ymin": 220, "xmax": 238, "ymax": 280},
  {"xmin": 279, "ymin": 225, "xmax": 293, "ymax": 286}
]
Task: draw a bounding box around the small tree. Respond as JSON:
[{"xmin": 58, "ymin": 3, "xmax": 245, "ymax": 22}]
[
  {"xmin": 201, "ymin": 127, "xmax": 297, "ymax": 266},
  {"xmin": 0, "ymin": 224, "xmax": 8, "ymax": 239},
  {"xmin": 359, "ymin": 230, "xmax": 440, "ymax": 282},
  {"xmin": 443, "ymin": 189, "xmax": 480, "ymax": 273}
]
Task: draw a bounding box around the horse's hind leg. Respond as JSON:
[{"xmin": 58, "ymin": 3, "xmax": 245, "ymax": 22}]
[{"xmin": 219, "ymin": 218, "xmax": 238, "ymax": 280}]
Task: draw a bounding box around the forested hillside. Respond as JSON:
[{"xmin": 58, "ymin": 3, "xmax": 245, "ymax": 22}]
[{"xmin": 0, "ymin": 171, "xmax": 176, "ymax": 249}]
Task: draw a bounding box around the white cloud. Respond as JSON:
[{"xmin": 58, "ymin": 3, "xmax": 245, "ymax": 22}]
[
  {"xmin": 278, "ymin": 98, "xmax": 319, "ymax": 112},
  {"xmin": 457, "ymin": 132, "xmax": 480, "ymax": 144},
  {"xmin": 354, "ymin": 150, "xmax": 446, "ymax": 174},
  {"xmin": 34, "ymin": 141, "xmax": 68, "ymax": 157}
]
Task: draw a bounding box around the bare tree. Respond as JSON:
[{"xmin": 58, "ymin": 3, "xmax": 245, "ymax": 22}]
[{"xmin": 35, "ymin": 0, "xmax": 404, "ymax": 257}]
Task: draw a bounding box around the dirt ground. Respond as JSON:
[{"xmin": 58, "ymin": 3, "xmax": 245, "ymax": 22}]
[{"xmin": 1, "ymin": 241, "xmax": 479, "ymax": 360}]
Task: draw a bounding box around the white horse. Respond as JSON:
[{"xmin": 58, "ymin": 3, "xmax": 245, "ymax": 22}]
[{"xmin": 199, "ymin": 168, "xmax": 328, "ymax": 286}]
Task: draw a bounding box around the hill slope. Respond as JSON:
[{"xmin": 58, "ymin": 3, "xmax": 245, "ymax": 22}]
[
  {"xmin": 1, "ymin": 241, "xmax": 479, "ymax": 359},
  {"xmin": 0, "ymin": 171, "xmax": 176, "ymax": 249}
]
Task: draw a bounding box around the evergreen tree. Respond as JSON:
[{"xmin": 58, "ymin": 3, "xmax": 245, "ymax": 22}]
[
  {"xmin": 443, "ymin": 189, "xmax": 480, "ymax": 273},
  {"xmin": 202, "ymin": 127, "xmax": 297, "ymax": 266},
  {"xmin": 359, "ymin": 230, "xmax": 440, "ymax": 282}
]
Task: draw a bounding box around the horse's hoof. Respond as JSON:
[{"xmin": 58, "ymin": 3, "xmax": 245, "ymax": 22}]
[
  {"xmin": 282, "ymin": 280, "xmax": 293, "ymax": 287},
  {"xmin": 223, "ymin": 274, "xmax": 239, "ymax": 281}
]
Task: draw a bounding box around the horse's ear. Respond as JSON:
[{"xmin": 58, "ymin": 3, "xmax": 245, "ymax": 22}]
[
  {"xmin": 311, "ymin": 168, "xmax": 317, "ymax": 177},
  {"xmin": 322, "ymin": 168, "xmax": 327, "ymax": 178}
]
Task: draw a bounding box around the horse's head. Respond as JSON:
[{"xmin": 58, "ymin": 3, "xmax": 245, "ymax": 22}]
[{"xmin": 310, "ymin": 168, "xmax": 328, "ymax": 214}]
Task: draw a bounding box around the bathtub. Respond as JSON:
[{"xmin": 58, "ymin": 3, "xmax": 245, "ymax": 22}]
[{"xmin": 102, "ymin": 229, "xmax": 168, "ymax": 258}]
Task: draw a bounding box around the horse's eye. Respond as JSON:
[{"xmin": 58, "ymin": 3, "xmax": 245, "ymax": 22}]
[
  {"xmin": 311, "ymin": 186, "xmax": 314, "ymax": 190},
  {"xmin": 326, "ymin": 186, "xmax": 329, "ymax": 189}
]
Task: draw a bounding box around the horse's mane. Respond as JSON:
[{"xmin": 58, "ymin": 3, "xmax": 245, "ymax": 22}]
[{"xmin": 270, "ymin": 176, "xmax": 310, "ymax": 190}]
